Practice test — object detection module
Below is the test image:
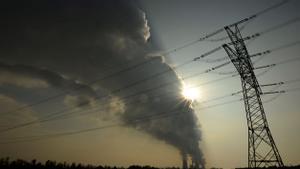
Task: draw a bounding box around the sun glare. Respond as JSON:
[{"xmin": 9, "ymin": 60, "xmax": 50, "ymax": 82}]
[{"xmin": 181, "ymin": 85, "xmax": 201, "ymax": 101}]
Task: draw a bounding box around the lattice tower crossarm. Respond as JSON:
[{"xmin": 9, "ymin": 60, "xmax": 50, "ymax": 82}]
[{"xmin": 222, "ymin": 25, "xmax": 284, "ymax": 168}]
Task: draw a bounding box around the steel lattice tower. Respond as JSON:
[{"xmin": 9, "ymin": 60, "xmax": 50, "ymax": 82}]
[{"xmin": 222, "ymin": 24, "xmax": 284, "ymax": 168}]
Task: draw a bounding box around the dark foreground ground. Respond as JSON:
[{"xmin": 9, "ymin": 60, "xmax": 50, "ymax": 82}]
[{"xmin": 1, "ymin": 158, "xmax": 299, "ymax": 169}]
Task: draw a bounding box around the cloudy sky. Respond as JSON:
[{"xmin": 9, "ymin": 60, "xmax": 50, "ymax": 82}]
[{"xmin": 0, "ymin": 0, "xmax": 300, "ymax": 169}]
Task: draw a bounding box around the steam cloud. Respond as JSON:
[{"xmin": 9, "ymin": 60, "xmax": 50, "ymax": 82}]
[{"xmin": 0, "ymin": 0, "xmax": 205, "ymax": 167}]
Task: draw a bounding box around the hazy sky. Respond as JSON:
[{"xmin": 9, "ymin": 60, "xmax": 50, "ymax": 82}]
[
  {"xmin": 0, "ymin": 1, "xmax": 300, "ymax": 169},
  {"xmin": 140, "ymin": 0, "xmax": 300, "ymax": 168}
]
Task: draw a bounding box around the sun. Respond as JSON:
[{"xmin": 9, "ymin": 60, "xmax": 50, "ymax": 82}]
[{"xmin": 181, "ymin": 84, "xmax": 201, "ymax": 101}]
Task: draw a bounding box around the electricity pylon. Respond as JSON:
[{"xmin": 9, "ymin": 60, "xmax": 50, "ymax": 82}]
[{"xmin": 222, "ymin": 24, "xmax": 284, "ymax": 168}]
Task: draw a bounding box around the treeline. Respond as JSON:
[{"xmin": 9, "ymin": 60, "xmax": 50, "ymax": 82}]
[
  {"xmin": 1, "ymin": 157, "xmax": 299, "ymax": 169},
  {"xmin": 236, "ymin": 166, "xmax": 300, "ymax": 169},
  {"xmin": 0, "ymin": 157, "xmax": 180, "ymax": 169}
]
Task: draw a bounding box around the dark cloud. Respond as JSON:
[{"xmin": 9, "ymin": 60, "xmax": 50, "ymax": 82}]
[{"xmin": 0, "ymin": 0, "xmax": 204, "ymax": 167}]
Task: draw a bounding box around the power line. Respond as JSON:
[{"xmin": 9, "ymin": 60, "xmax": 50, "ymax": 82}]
[
  {"xmin": 0, "ymin": 104, "xmax": 185, "ymax": 144},
  {"xmin": 159, "ymin": 0, "xmax": 289, "ymax": 56},
  {"xmin": 3, "ymin": 84, "xmax": 300, "ymax": 145},
  {"xmin": 0, "ymin": 33, "xmax": 260, "ymax": 119},
  {"xmin": 161, "ymin": 29, "xmax": 224, "ymax": 56},
  {"xmin": 0, "ymin": 0, "xmax": 290, "ymax": 118},
  {"xmin": 0, "ymin": 58, "xmax": 156, "ymax": 115},
  {"xmin": 2, "ymin": 37, "xmax": 242, "ymax": 118},
  {"xmin": 3, "ymin": 65, "xmax": 298, "ymax": 134},
  {"xmin": 259, "ymin": 17, "xmax": 300, "ymax": 35},
  {"xmin": 0, "ymin": 43, "xmax": 282, "ymax": 132},
  {"xmin": 199, "ymin": 17, "xmax": 300, "ymax": 63},
  {"xmin": 0, "ymin": 0, "xmax": 295, "ymax": 145},
  {"xmin": 0, "ymin": 57, "xmax": 242, "ymax": 133},
  {"xmin": 270, "ymin": 40, "xmax": 300, "ymax": 52},
  {"xmin": 205, "ymin": 17, "xmax": 253, "ymax": 42},
  {"xmin": 204, "ymin": 0, "xmax": 291, "ymax": 42},
  {"xmin": 192, "ymin": 34, "xmax": 259, "ymax": 63},
  {"xmin": 200, "ymin": 78, "xmax": 300, "ymax": 104},
  {"xmin": 1, "ymin": 37, "xmax": 266, "ymax": 130},
  {"xmin": 0, "ymin": 50, "xmax": 199, "ymax": 117},
  {"xmin": 205, "ymin": 38, "xmax": 300, "ymax": 75},
  {"xmin": 0, "ymin": 100, "xmax": 259, "ymax": 143},
  {"xmin": 212, "ymin": 56, "xmax": 300, "ymax": 75},
  {"xmin": 2, "ymin": 78, "xmax": 300, "ymax": 145},
  {"xmin": 255, "ymin": 0, "xmax": 290, "ymax": 17}
]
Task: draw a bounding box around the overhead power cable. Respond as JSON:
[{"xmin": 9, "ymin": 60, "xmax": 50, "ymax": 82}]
[
  {"xmin": 0, "ymin": 99, "xmax": 264, "ymax": 143},
  {"xmin": 2, "ymin": 80, "xmax": 300, "ymax": 144},
  {"xmin": 4, "ymin": 84, "xmax": 300, "ymax": 145},
  {"xmin": 200, "ymin": 17, "xmax": 300, "ymax": 63},
  {"xmin": 0, "ymin": 45, "xmax": 217, "ymax": 117},
  {"xmin": 0, "ymin": 0, "xmax": 294, "ymax": 138},
  {"xmin": 0, "ymin": 33, "xmax": 260, "ymax": 119},
  {"xmin": 198, "ymin": 77, "xmax": 300, "ymax": 104},
  {"xmin": 0, "ymin": 73, "xmax": 254, "ymax": 133},
  {"xmin": 205, "ymin": 0, "xmax": 291, "ymax": 42},
  {"xmin": 263, "ymin": 93, "xmax": 283, "ymax": 103},
  {"xmin": 0, "ymin": 0, "xmax": 289, "ymax": 117},
  {"xmin": 4, "ymin": 34, "xmax": 272, "ymax": 130},
  {"xmin": 208, "ymin": 47, "xmax": 300, "ymax": 76},
  {"xmin": 214, "ymin": 63, "xmax": 276, "ymax": 75},
  {"xmin": 0, "ymin": 55, "xmax": 244, "ymax": 133},
  {"xmin": 259, "ymin": 17, "xmax": 300, "ymax": 36},
  {"xmin": 0, "ymin": 105, "xmax": 184, "ymax": 144},
  {"xmin": 160, "ymin": 0, "xmax": 289, "ymax": 56},
  {"xmin": 161, "ymin": 29, "xmax": 224, "ymax": 56},
  {"xmin": 0, "ymin": 56, "xmax": 243, "ymax": 133},
  {"xmin": 0, "ymin": 58, "xmax": 156, "ymax": 116}
]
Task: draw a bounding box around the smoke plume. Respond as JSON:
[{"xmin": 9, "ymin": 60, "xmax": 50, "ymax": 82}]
[{"xmin": 0, "ymin": 0, "xmax": 205, "ymax": 167}]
